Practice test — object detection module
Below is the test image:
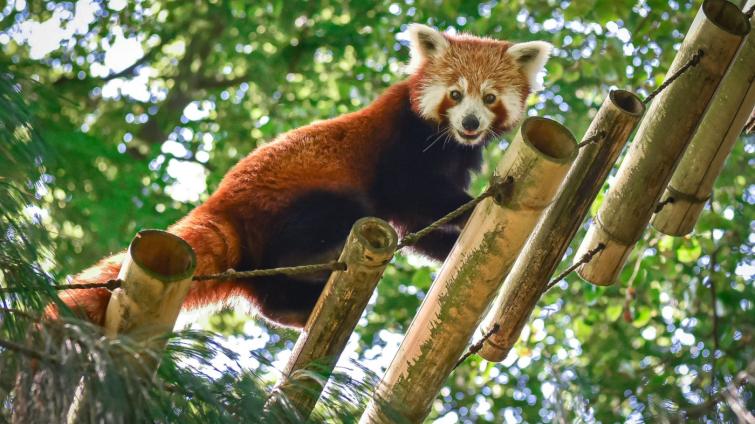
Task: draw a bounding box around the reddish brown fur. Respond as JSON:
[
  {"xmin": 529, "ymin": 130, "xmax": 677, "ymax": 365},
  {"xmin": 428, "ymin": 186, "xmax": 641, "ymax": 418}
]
[
  {"xmin": 49, "ymin": 83, "xmax": 414, "ymax": 324},
  {"xmin": 49, "ymin": 28, "xmax": 545, "ymax": 328}
]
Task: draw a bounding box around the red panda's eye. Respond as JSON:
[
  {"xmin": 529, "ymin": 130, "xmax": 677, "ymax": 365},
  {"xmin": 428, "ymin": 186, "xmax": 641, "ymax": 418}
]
[
  {"xmin": 450, "ymin": 90, "xmax": 463, "ymax": 101},
  {"xmin": 484, "ymin": 94, "xmax": 497, "ymax": 104}
]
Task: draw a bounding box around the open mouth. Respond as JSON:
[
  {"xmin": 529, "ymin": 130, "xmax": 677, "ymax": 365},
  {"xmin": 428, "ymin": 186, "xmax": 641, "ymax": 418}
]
[{"xmin": 456, "ymin": 130, "xmax": 482, "ymax": 141}]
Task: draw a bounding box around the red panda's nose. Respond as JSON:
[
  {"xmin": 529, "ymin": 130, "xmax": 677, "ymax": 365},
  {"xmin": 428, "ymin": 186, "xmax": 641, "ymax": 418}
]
[{"xmin": 462, "ymin": 115, "xmax": 480, "ymax": 131}]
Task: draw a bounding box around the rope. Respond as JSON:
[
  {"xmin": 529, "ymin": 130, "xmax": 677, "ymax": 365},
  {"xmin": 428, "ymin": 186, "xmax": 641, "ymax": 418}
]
[
  {"xmin": 192, "ymin": 261, "xmax": 346, "ymax": 282},
  {"xmin": 643, "ymin": 49, "xmax": 704, "ymax": 105},
  {"xmin": 0, "ymin": 279, "xmax": 123, "ymax": 294},
  {"xmin": 53, "ymin": 279, "xmax": 122, "ymax": 291},
  {"xmin": 654, "ymin": 196, "xmax": 675, "ymax": 213},
  {"xmin": 576, "ymin": 130, "xmax": 607, "ymax": 149},
  {"xmin": 453, "ymin": 323, "xmax": 500, "ymax": 369},
  {"xmin": 543, "ymin": 243, "xmax": 606, "ymax": 292},
  {"xmin": 397, "ymin": 176, "xmax": 515, "ymax": 250}
]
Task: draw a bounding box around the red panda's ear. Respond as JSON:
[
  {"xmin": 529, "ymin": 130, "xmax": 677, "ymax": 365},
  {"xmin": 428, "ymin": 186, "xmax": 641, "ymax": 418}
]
[
  {"xmin": 406, "ymin": 24, "xmax": 449, "ymax": 71},
  {"xmin": 507, "ymin": 41, "xmax": 553, "ymax": 91}
]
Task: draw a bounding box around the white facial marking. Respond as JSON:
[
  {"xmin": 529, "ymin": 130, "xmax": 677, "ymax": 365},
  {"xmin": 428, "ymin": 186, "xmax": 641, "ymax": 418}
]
[
  {"xmin": 418, "ymin": 83, "xmax": 447, "ymax": 121},
  {"xmin": 458, "ymin": 77, "xmax": 468, "ymax": 91},
  {"xmin": 501, "ymin": 87, "xmax": 525, "ymax": 128}
]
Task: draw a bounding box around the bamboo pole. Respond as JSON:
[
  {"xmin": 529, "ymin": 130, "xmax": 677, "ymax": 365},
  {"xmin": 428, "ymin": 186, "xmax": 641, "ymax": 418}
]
[
  {"xmin": 359, "ymin": 117, "xmax": 576, "ymax": 424},
  {"xmin": 104, "ymin": 229, "xmax": 197, "ymax": 346},
  {"xmin": 67, "ymin": 229, "xmax": 196, "ymax": 424},
  {"xmin": 652, "ymin": 0, "xmax": 755, "ymax": 236},
  {"xmin": 477, "ymin": 90, "xmax": 645, "ymax": 362},
  {"xmin": 575, "ymin": 0, "xmax": 749, "ymax": 285},
  {"xmin": 271, "ymin": 217, "xmax": 397, "ymax": 419}
]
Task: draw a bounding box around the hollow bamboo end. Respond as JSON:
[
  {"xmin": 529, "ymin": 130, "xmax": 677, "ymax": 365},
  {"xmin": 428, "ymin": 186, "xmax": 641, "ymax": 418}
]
[
  {"xmin": 651, "ymin": 193, "xmax": 706, "ymax": 236},
  {"xmin": 129, "ymin": 229, "xmax": 196, "ymax": 281},
  {"xmin": 503, "ymin": 117, "xmax": 577, "ymax": 210},
  {"xmin": 609, "ymin": 90, "xmax": 645, "ymax": 116},
  {"xmin": 702, "ymin": 0, "xmax": 750, "ymax": 36},
  {"xmin": 575, "ymin": 224, "xmax": 633, "ymax": 286},
  {"xmin": 520, "ymin": 117, "xmax": 578, "ymax": 163},
  {"xmin": 351, "ymin": 217, "xmax": 397, "ymax": 266}
]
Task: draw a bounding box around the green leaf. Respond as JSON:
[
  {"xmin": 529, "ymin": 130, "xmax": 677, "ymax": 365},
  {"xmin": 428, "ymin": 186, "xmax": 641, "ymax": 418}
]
[
  {"xmin": 606, "ymin": 304, "xmax": 623, "ymax": 321},
  {"xmin": 632, "ymin": 307, "xmax": 653, "ymax": 328},
  {"xmin": 676, "ymin": 239, "xmax": 702, "ymax": 264}
]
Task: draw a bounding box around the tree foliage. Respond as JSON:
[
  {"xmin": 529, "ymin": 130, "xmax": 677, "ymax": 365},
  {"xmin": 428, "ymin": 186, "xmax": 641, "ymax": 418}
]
[{"xmin": 1, "ymin": 0, "xmax": 753, "ymax": 422}]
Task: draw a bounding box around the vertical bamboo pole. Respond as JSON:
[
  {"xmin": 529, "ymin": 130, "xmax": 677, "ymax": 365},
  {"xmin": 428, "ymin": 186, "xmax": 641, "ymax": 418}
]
[
  {"xmin": 271, "ymin": 218, "xmax": 397, "ymax": 419},
  {"xmin": 104, "ymin": 229, "xmax": 197, "ymax": 347},
  {"xmin": 67, "ymin": 229, "xmax": 196, "ymax": 424},
  {"xmin": 360, "ymin": 117, "xmax": 576, "ymax": 424},
  {"xmin": 575, "ymin": 0, "xmax": 749, "ymax": 285},
  {"xmin": 477, "ymin": 90, "xmax": 645, "ymax": 362},
  {"xmin": 652, "ymin": 0, "xmax": 755, "ymax": 236}
]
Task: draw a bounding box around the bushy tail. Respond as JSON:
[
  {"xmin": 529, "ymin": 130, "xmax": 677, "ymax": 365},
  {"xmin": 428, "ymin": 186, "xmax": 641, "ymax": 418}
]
[
  {"xmin": 46, "ymin": 253, "xmax": 123, "ymax": 325},
  {"xmin": 47, "ymin": 208, "xmax": 244, "ymax": 325}
]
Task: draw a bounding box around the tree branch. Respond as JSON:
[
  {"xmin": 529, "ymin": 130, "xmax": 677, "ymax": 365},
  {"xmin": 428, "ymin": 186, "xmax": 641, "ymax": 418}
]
[
  {"xmin": 708, "ymin": 245, "xmax": 722, "ymax": 396},
  {"xmin": 52, "ymin": 37, "xmax": 170, "ymax": 87},
  {"xmin": 668, "ymin": 360, "xmax": 754, "ymax": 423},
  {"xmin": 0, "ymin": 337, "xmax": 56, "ymax": 363},
  {"xmin": 0, "ymin": 307, "xmax": 39, "ymax": 321},
  {"xmin": 130, "ymin": 22, "xmax": 226, "ymax": 156}
]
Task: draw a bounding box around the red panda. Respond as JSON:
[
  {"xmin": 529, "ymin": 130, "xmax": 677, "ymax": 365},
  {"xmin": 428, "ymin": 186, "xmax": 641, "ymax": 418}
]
[{"xmin": 52, "ymin": 24, "xmax": 552, "ymax": 328}]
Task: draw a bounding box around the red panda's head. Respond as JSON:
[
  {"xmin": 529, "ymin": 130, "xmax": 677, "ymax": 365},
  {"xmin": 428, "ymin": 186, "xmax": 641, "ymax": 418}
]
[{"xmin": 406, "ymin": 24, "xmax": 552, "ymax": 146}]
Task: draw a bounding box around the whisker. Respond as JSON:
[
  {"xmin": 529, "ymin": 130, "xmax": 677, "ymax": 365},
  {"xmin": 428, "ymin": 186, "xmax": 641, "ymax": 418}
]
[
  {"xmin": 442, "ymin": 130, "xmax": 453, "ymax": 150},
  {"xmin": 423, "ymin": 127, "xmax": 450, "ymax": 153},
  {"xmin": 487, "ymin": 127, "xmax": 503, "ymax": 141},
  {"xmin": 423, "ymin": 122, "xmax": 445, "ymax": 143}
]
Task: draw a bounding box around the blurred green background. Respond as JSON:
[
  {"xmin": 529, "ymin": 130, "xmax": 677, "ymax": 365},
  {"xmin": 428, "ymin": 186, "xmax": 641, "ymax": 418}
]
[{"xmin": 1, "ymin": 0, "xmax": 753, "ymax": 421}]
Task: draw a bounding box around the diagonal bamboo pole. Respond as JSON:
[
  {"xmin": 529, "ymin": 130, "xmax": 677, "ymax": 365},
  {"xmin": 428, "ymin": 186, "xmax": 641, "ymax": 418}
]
[
  {"xmin": 575, "ymin": 0, "xmax": 749, "ymax": 285},
  {"xmin": 652, "ymin": 0, "xmax": 755, "ymax": 236},
  {"xmin": 359, "ymin": 117, "xmax": 576, "ymax": 424},
  {"xmin": 269, "ymin": 217, "xmax": 397, "ymax": 419},
  {"xmin": 477, "ymin": 90, "xmax": 645, "ymax": 362}
]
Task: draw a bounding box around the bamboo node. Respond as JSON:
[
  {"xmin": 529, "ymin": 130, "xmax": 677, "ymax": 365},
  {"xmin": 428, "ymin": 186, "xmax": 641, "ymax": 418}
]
[{"xmin": 665, "ymin": 185, "xmax": 712, "ymax": 203}]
